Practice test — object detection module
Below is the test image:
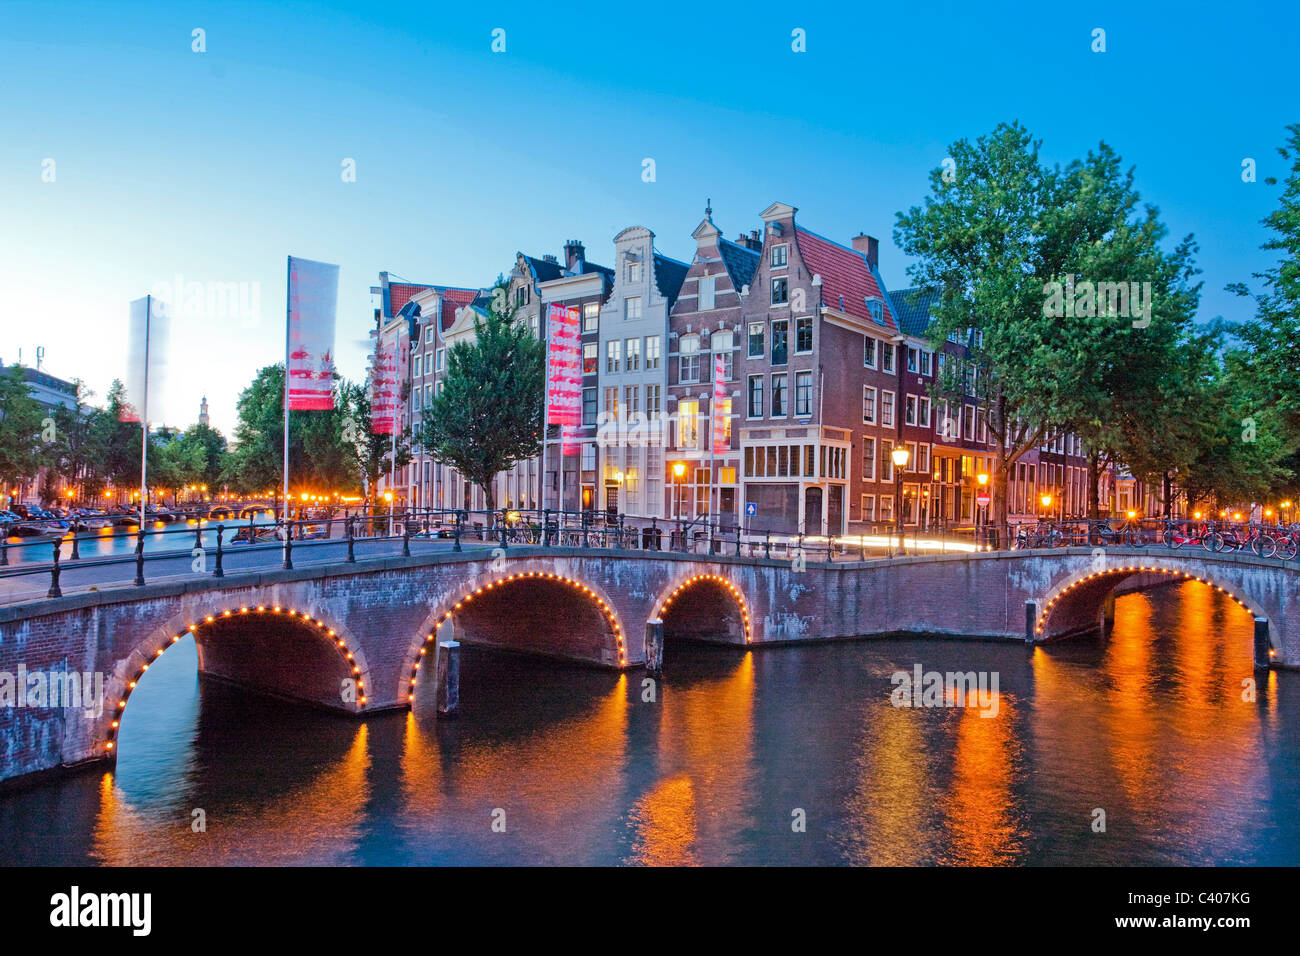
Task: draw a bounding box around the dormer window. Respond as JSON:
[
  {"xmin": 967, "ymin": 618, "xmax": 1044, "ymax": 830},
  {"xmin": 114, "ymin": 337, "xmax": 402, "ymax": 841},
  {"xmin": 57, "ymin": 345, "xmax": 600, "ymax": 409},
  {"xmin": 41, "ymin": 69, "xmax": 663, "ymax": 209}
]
[
  {"xmin": 771, "ymin": 244, "xmax": 788, "ymax": 268},
  {"xmin": 865, "ymin": 297, "xmax": 884, "ymax": 324}
]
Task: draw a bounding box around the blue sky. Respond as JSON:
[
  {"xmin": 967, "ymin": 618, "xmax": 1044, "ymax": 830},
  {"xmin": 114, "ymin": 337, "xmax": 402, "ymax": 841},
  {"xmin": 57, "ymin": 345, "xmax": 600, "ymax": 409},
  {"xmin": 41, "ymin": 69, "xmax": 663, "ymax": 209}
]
[{"xmin": 1, "ymin": 0, "xmax": 1296, "ymax": 435}]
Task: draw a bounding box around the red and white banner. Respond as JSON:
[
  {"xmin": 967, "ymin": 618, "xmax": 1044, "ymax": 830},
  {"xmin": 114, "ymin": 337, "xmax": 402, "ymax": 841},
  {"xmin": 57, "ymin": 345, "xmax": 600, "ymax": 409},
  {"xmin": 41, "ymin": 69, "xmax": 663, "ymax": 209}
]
[
  {"xmin": 712, "ymin": 354, "xmax": 729, "ymax": 454},
  {"xmin": 122, "ymin": 295, "xmax": 170, "ymax": 423},
  {"xmin": 561, "ymin": 424, "xmax": 580, "ymax": 456},
  {"xmin": 370, "ymin": 338, "xmax": 398, "ymax": 434},
  {"xmin": 545, "ymin": 303, "xmax": 582, "ymax": 426},
  {"xmin": 286, "ymin": 256, "xmax": 339, "ymax": 410}
]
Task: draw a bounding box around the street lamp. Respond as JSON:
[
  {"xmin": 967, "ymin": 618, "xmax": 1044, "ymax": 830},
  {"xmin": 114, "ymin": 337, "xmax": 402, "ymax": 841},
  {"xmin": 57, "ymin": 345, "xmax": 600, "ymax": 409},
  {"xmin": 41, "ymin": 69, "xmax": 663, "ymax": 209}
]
[
  {"xmin": 977, "ymin": 472, "xmax": 989, "ymax": 547},
  {"xmin": 1041, "ymin": 492, "xmax": 1052, "ymax": 520},
  {"xmin": 891, "ymin": 445, "xmax": 910, "ymax": 553},
  {"xmin": 672, "ymin": 461, "xmax": 687, "ymax": 550}
]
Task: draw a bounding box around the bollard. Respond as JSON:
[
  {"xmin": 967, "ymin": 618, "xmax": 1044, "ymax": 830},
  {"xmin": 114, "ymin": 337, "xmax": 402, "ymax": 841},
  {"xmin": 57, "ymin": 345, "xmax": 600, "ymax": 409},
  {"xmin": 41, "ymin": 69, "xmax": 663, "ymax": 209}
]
[
  {"xmin": 214, "ymin": 524, "xmax": 225, "ymax": 578},
  {"xmin": 1024, "ymin": 600, "xmax": 1037, "ymax": 644},
  {"xmin": 650, "ymin": 518, "xmax": 658, "ymax": 550},
  {"xmin": 346, "ymin": 517, "xmax": 356, "ymax": 563},
  {"xmin": 436, "ymin": 640, "xmax": 460, "ymax": 717},
  {"xmin": 453, "ymin": 513, "xmax": 462, "ymax": 553},
  {"xmin": 0, "ymin": 538, "xmax": 7, "ymax": 566},
  {"xmin": 764, "ymin": 531, "xmax": 771, "ymax": 559},
  {"xmin": 48, "ymin": 538, "xmax": 63, "ymax": 598},
  {"xmin": 1254, "ymin": 617, "xmax": 1272, "ymax": 670},
  {"xmin": 283, "ymin": 522, "xmax": 294, "ymax": 570},
  {"xmin": 736, "ymin": 525, "xmax": 742, "ymax": 557},
  {"xmin": 194, "ymin": 521, "xmax": 203, "ymax": 551},
  {"xmin": 645, "ymin": 618, "xmax": 664, "ymax": 677},
  {"xmin": 133, "ymin": 526, "xmax": 145, "ymax": 587}
]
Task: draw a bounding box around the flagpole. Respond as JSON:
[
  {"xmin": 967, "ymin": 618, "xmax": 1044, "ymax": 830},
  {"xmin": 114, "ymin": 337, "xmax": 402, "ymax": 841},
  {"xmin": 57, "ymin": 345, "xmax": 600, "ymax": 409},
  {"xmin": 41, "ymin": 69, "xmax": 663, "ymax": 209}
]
[
  {"xmin": 139, "ymin": 295, "xmax": 150, "ymax": 529},
  {"xmin": 540, "ymin": 301, "xmax": 552, "ymax": 516},
  {"xmin": 283, "ymin": 256, "xmax": 291, "ymax": 557},
  {"xmin": 389, "ymin": 349, "xmax": 397, "ymax": 536}
]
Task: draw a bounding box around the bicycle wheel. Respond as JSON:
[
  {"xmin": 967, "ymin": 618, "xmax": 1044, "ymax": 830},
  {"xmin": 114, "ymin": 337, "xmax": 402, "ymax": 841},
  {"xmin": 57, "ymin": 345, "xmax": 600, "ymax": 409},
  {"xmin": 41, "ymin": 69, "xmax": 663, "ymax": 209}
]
[
  {"xmin": 1164, "ymin": 528, "xmax": 1183, "ymax": 549},
  {"xmin": 1204, "ymin": 531, "xmax": 1224, "ymax": 553},
  {"xmin": 1258, "ymin": 535, "xmax": 1278, "ymax": 559},
  {"xmin": 1281, "ymin": 537, "xmax": 1298, "ymax": 560}
]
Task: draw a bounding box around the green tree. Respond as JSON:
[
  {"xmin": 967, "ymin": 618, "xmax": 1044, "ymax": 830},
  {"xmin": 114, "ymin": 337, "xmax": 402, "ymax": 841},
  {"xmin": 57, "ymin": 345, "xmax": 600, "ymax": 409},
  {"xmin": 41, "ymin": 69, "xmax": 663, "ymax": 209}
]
[
  {"xmin": 153, "ymin": 432, "xmax": 207, "ymax": 506},
  {"xmin": 343, "ymin": 379, "xmax": 411, "ymax": 502},
  {"xmin": 416, "ymin": 282, "xmax": 544, "ymax": 512},
  {"xmin": 0, "ymin": 364, "xmax": 48, "ymax": 505},
  {"xmin": 223, "ymin": 364, "xmax": 360, "ymax": 499},
  {"xmin": 91, "ymin": 380, "xmax": 148, "ymax": 504}
]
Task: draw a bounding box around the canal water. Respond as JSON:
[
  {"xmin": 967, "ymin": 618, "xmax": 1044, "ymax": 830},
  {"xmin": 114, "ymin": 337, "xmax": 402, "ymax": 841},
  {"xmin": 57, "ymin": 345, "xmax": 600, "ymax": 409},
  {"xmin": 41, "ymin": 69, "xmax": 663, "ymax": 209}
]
[{"xmin": 1, "ymin": 580, "xmax": 1296, "ymax": 865}]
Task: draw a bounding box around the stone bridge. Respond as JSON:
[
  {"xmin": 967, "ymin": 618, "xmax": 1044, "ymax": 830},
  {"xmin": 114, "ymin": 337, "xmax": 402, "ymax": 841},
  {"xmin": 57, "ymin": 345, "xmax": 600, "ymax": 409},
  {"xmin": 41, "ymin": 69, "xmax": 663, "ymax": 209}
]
[{"xmin": 0, "ymin": 545, "xmax": 1294, "ymax": 786}]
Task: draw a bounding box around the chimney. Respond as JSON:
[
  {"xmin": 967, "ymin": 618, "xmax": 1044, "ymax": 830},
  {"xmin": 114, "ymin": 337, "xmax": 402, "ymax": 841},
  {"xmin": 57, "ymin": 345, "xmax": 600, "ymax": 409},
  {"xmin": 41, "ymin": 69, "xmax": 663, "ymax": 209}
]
[
  {"xmin": 563, "ymin": 240, "xmax": 585, "ymax": 271},
  {"xmin": 736, "ymin": 232, "xmax": 762, "ymax": 251},
  {"xmin": 852, "ymin": 233, "xmax": 880, "ymax": 270},
  {"xmin": 543, "ymin": 254, "xmax": 558, "ymax": 263}
]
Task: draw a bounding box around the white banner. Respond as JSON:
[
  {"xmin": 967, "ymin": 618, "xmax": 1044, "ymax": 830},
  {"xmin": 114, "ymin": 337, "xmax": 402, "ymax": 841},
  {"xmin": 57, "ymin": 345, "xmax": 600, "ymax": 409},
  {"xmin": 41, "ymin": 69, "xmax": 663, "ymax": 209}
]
[
  {"xmin": 287, "ymin": 256, "xmax": 339, "ymax": 410},
  {"xmin": 122, "ymin": 295, "xmax": 170, "ymax": 423}
]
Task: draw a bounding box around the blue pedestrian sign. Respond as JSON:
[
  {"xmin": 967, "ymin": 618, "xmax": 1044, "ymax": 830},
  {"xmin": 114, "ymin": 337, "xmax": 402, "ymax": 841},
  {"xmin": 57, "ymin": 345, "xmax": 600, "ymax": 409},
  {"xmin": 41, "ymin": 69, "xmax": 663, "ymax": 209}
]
[{"xmin": 745, "ymin": 502, "xmax": 757, "ymax": 516}]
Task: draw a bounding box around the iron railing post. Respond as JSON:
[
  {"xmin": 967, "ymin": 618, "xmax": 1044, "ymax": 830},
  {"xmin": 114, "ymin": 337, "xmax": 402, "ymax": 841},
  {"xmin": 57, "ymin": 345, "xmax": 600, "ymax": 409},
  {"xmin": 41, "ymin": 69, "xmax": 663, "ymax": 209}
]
[
  {"xmin": 133, "ymin": 525, "xmax": 145, "ymax": 586},
  {"xmin": 346, "ymin": 517, "xmax": 356, "ymax": 563},
  {"xmin": 47, "ymin": 538, "xmax": 62, "ymax": 598},
  {"xmin": 404, "ymin": 521, "xmax": 412, "ymax": 557},
  {"xmin": 70, "ymin": 528, "xmax": 80, "ymax": 560},
  {"xmin": 283, "ymin": 520, "xmax": 294, "ymax": 570},
  {"xmin": 764, "ymin": 531, "xmax": 771, "ymax": 559},
  {"xmin": 453, "ymin": 512, "xmax": 462, "ymax": 552},
  {"xmin": 500, "ymin": 509, "xmax": 508, "ymax": 550},
  {"xmin": 214, "ymin": 524, "xmax": 225, "ymax": 578}
]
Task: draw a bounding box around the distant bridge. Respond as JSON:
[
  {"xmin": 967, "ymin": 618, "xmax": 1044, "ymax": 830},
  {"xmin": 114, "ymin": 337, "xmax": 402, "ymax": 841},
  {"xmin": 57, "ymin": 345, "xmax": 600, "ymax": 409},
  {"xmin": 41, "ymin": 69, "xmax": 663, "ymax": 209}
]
[{"xmin": 0, "ymin": 540, "xmax": 1293, "ymax": 786}]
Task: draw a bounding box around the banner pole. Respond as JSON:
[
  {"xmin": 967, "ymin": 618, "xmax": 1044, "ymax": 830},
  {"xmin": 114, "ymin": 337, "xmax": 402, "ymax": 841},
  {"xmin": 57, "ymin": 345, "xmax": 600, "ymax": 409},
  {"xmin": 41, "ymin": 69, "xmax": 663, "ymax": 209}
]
[
  {"xmin": 540, "ymin": 300, "xmax": 551, "ymax": 514},
  {"xmin": 283, "ymin": 256, "xmax": 291, "ymax": 558},
  {"xmin": 139, "ymin": 295, "xmax": 150, "ymax": 529}
]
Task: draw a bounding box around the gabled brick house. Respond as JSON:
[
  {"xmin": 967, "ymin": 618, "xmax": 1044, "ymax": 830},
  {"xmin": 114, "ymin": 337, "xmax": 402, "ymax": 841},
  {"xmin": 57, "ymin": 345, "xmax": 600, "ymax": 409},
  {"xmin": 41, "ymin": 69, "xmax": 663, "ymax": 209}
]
[{"xmin": 665, "ymin": 205, "xmax": 760, "ymax": 528}]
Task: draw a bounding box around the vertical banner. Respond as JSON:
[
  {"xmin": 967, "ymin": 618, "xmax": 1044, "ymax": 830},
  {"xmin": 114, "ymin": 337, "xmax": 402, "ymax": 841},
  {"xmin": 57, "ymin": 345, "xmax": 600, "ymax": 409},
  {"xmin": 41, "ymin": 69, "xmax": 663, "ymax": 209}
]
[
  {"xmin": 712, "ymin": 354, "xmax": 729, "ymax": 454},
  {"xmin": 561, "ymin": 424, "xmax": 580, "ymax": 456},
  {"xmin": 287, "ymin": 256, "xmax": 339, "ymax": 410},
  {"xmin": 123, "ymin": 296, "xmax": 170, "ymax": 423},
  {"xmin": 370, "ymin": 338, "xmax": 397, "ymax": 434},
  {"xmin": 545, "ymin": 303, "xmax": 581, "ymax": 426}
]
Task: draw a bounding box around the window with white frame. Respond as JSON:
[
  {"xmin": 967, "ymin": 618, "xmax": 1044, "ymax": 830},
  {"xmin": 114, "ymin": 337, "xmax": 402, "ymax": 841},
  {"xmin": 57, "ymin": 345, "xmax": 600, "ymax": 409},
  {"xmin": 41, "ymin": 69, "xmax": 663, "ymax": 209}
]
[
  {"xmin": 678, "ymin": 399, "xmax": 699, "ymax": 448},
  {"xmin": 864, "ymin": 336, "xmax": 877, "ymax": 368},
  {"xmin": 795, "ymin": 370, "xmax": 813, "ymax": 416},
  {"xmin": 627, "ymin": 258, "xmax": 642, "ymax": 284},
  {"xmin": 918, "ymin": 396, "xmax": 931, "ymax": 428},
  {"xmin": 905, "ymin": 394, "xmax": 918, "ymax": 426},
  {"xmin": 917, "ymin": 443, "xmax": 930, "ymax": 475},
  {"xmin": 582, "ymin": 443, "xmax": 596, "ymax": 472},
  {"xmin": 920, "ymin": 350, "xmax": 932, "ymax": 376},
  {"xmin": 881, "ymin": 390, "xmax": 895, "ymax": 427},
  {"xmin": 771, "ymin": 277, "xmax": 789, "ymax": 305},
  {"xmin": 771, "ymin": 373, "xmax": 788, "ymax": 417},
  {"xmin": 796, "ymin": 316, "xmax": 813, "ymax": 353},
  {"xmin": 862, "ymin": 437, "xmax": 876, "ymax": 480},
  {"xmin": 863, "ymin": 386, "xmax": 876, "ymax": 424},
  {"xmin": 679, "ymin": 334, "xmax": 701, "ymax": 383},
  {"xmin": 698, "ymin": 275, "xmax": 716, "ymax": 311},
  {"xmin": 771, "ymin": 244, "xmax": 788, "ymax": 268},
  {"xmin": 583, "ymin": 302, "xmax": 599, "ymax": 332},
  {"xmin": 625, "ymin": 337, "xmax": 640, "ymax": 372},
  {"xmin": 710, "ymin": 329, "xmax": 733, "ymax": 380},
  {"xmin": 907, "ymin": 347, "xmax": 918, "ymax": 372},
  {"xmin": 646, "ymin": 384, "xmax": 661, "ymax": 418},
  {"xmin": 748, "ymin": 374, "xmax": 764, "ymax": 417},
  {"xmin": 605, "ymin": 386, "xmax": 619, "ymax": 418},
  {"xmin": 413, "ymin": 354, "xmax": 421, "ymax": 377},
  {"xmin": 606, "ymin": 340, "xmax": 621, "ymax": 374},
  {"xmin": 748, "ymin": 322, "xmax": 765, "ymax": 358},
  {"xmin": 625, "ymin": 296, "xmax": 642, "ymax": 320},
  {"xmin": 861, "ymin": 494, "xmax": 876, "ymax": 521},
  {"xmin": 882, "ymin": 342, "xmax": 895, "ymax": 373},
  {"xmin": 645, "ymin": 335, "xmax": 660, "ymax": 369}
]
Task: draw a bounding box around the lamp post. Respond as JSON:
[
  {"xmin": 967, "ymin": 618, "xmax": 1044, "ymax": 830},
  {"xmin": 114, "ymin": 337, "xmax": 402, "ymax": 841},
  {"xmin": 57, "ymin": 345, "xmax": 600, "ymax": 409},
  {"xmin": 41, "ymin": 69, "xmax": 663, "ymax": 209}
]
[
  {"xmin": 977, "ymin": 472, "xmax": 989, "ymax": 548},
  {"xmin": 1040, "ymin": 492, "xmax": 1052, "ymax": 520},
  {"xmin": 384, "ymin": 490, "xmax": 394, "ymax": 537},
  {"xmin": 672, "ymin": 461, "xmax": 687, "ymax": 550},
  {"xmin": 891, "ymin": 445, "xmax": 910, "ymax": 554}
]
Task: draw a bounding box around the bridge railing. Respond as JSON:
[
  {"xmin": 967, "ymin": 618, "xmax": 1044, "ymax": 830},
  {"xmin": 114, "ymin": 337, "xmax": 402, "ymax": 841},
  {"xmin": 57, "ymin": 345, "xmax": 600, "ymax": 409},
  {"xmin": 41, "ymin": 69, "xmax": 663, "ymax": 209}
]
[{"xmin": 2, "ymin": 504, "xmax": 1295, "ymax": 603}]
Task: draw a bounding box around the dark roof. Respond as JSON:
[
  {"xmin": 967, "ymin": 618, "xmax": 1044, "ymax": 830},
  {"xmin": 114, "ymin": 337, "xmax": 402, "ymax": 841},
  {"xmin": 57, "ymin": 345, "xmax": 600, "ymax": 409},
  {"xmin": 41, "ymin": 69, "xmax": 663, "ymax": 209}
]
[
  {"xmin": 521, "ymin": 255, "xmax": 565, "ymax": 286},
  {"xmin": 653, "ymin": 253, "xmax": 690, "ymax": 310},
  {"xmin": 889, "ymin": 286, "xmax": 941, "ymax": 337},
  {"xmin": 717, "ymin": 237, "xmax": 760, "ymax": 291},
  {"xmin": 578, "ymin": 259, "xmax": 614, "ymax": 281}
]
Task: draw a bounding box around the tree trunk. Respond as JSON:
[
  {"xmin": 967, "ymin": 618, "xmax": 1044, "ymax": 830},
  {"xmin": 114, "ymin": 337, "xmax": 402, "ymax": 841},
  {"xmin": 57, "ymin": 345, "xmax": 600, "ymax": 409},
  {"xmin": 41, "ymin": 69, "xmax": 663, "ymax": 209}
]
[
  {"xmin": 1163, "ymin": 470, "xmax": 1173, "ymax": 519},
  {"xmin": 1087, "ymin": 452, "xmax": 1101, "ymax": 520}
]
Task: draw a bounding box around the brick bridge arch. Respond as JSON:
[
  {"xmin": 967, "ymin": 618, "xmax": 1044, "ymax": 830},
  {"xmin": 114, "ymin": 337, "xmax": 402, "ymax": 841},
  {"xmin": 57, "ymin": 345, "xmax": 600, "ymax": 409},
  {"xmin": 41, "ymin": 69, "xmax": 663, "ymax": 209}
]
[
  {"xmin": 651, "ymin": 573, "xmax": 754, "ymax": 645},
  {"xmin": 102, "ymin": 594, "xmax": 371, "ymax": 762},
  {"xmin": 402, "ymin": 567, "xmax": 628, "ymax": 705},
  {"xmin": 1030, "ymin": 554, "xmax": 1278, "ymax": 658}
]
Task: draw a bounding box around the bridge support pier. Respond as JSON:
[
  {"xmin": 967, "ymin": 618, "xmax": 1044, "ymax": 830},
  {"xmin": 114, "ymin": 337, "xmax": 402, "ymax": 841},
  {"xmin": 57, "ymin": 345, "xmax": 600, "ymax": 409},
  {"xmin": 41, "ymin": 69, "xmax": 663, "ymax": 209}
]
[
  {"xmin": 1100, "ymin": 592, "xmax": 1115, "ymax": 637},
  {"xmin": 436, "ymin": 640, "xmax": 460, "ymax": 717},
  {"xmin": 644, "ymin": 618, "xmax": 664, "ymax": 676},
  {"xmin": 1254, "ymin": 617, "xmax": 1272, "ymax": 670},
  {"xmin": 1024, "ymin": 600, "xmax": 1036, "ymax": 644}
]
